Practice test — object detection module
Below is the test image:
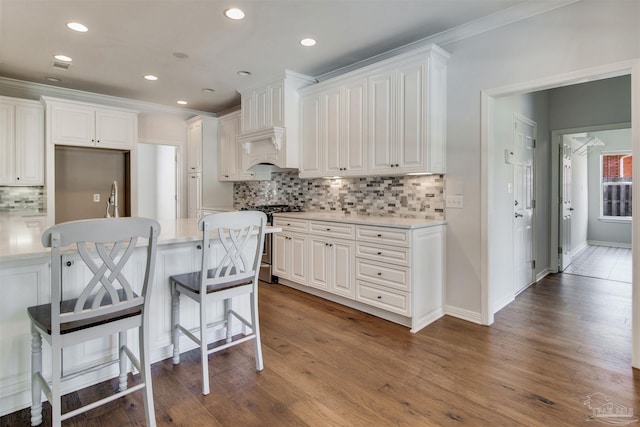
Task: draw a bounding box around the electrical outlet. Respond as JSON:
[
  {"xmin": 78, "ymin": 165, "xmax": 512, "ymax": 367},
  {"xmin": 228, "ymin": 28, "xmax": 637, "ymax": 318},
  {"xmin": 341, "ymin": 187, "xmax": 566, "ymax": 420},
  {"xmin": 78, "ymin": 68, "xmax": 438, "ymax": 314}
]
[
  {"xmin": 446, "ymin": 195, "xmax": 464, "ymax": 209},
  {"xmin": 93, "ymin": 194, "xmax": 100, "ymax": 202}
]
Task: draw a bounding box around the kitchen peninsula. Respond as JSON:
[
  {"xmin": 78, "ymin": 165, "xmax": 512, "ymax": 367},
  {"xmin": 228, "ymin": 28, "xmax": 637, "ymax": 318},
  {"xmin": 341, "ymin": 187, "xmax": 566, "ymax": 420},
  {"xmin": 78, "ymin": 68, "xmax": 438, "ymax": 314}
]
[{"xmin": 0, "ymin": 215, "xmax": 280, "ymax": 416}]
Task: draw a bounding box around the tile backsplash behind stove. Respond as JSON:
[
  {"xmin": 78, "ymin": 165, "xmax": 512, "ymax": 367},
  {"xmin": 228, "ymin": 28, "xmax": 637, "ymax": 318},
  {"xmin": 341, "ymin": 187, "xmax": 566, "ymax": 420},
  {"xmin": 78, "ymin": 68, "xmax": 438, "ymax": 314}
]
[
  {"xmin": 234, "ymin": 172, "xmax": 444, "ymax": 220},
  {"xmin": 0, "ymin": 186, "xmax": 46, "ymax": 211}
]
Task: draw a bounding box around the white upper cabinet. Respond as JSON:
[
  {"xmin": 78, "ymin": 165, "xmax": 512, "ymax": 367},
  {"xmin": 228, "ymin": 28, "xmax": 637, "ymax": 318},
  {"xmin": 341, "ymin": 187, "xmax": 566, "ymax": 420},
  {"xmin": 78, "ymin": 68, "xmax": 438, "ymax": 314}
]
[
  {"xmin": 0, "ymin": 97, "xmax": 44, "ymax": 186},
  {"xmin": 299, "ymin": 43, "xmax": 448, "ymax": 178},
  {"xmin": 298, "ymin": 92, "xmax": 322, "ymax": 178},
  {"xmin": 43, "ymin": 97, "xmax": 137, "ymax": 150},
  {"xmin": 217, "ymin": 111, "xmax": 256, "ymax": 181},
  {"xmin": 238, "ymin": 70, "xmax": 315, "ymax": 169},
  {"xmin": 187, "ymin": 119, "xmax": 203, "ymax": 173}
]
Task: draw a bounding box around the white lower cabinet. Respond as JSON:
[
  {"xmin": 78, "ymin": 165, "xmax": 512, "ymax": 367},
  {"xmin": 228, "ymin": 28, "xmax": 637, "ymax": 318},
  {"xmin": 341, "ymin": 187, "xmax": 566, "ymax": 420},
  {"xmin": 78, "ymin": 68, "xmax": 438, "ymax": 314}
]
[
  {"xmin": 272, "ymin": 214, "xmax": 445, "ymax": 333},
  {"xmin": 272, "ymin": 232, "xmax": 308, "ymax": 284},
  {"xmin": 187, "ymin": 172, "xmax": 202, "ymax": 218}
]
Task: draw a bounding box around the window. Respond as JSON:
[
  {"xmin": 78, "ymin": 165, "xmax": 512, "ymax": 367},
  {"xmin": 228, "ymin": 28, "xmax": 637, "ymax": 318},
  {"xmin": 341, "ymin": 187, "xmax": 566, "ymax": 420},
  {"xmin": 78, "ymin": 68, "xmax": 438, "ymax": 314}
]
[{"xmin": 601, "ymin": 152, "xmax": 632, "ymax": 218}]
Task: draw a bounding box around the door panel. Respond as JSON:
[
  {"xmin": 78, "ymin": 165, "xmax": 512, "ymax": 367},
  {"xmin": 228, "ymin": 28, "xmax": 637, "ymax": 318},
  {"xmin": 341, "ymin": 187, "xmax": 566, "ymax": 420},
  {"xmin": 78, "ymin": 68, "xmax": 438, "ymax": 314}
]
[{"xmin": 560, "ymin": 142, "xmax": 573, "ymax": 271}]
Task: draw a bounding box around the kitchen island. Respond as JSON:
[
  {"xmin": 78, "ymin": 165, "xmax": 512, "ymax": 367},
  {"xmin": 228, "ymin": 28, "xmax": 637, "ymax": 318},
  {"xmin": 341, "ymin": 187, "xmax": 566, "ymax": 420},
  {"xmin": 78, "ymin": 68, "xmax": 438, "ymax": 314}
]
[
  {"xmin": 0, "ymin": 215, "xmax": 279, "ymax": 416},
  {"xmin": 271, "ymin": 212, "xmax": 446, "ymax": 334}
]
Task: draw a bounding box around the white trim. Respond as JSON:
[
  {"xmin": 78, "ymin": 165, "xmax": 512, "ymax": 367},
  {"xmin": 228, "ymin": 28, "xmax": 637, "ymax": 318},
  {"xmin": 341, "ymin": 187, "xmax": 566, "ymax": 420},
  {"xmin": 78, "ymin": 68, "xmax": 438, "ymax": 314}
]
[
  {"xmin": 444, "ymin": 305, "xmax": 482, "ymax": 325},
  {"xmin": 316, "ymin": 0, "xmax": 579, "ymax": 81},
  {"xmin": 535, "ymin": 268, "xmax": 553, "ymax": 283},
  {"xmin": 481, "ymin": 61, "xmax": 639, "ymax": 369},
  {"xmin": 587, "ymin": 240, "xmax": 632, "ymax": 249},
  {"xmin": 598, "ymin": 216, "xmax": 632, "ymax": 223},
  {"xmin": 492, "ymin": 294, "xmax": 515, "ymax": 315}
]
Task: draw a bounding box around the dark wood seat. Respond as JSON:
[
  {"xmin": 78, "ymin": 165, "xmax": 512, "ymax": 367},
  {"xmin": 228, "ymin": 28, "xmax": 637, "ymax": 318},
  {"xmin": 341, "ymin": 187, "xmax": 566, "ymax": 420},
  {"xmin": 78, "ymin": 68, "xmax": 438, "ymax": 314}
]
[{"xmin": 171, "ymin": 268, "xmax": 252, "ymax": 294}]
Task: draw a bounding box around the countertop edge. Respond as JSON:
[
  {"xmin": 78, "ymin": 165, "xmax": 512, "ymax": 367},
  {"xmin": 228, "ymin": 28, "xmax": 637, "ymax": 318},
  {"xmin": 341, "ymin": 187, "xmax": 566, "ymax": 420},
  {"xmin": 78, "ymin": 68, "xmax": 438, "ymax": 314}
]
[{"xmin": 272, "ymin": 212, "xmax": 446, "ymax": 229}]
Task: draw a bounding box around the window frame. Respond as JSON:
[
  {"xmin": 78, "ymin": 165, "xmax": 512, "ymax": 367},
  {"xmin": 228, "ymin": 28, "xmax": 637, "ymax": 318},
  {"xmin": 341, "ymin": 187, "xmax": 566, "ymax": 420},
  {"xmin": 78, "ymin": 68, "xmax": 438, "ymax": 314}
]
[{"xmin": 599, "ymin": 150, "xmax": 632, "ymax": 222}]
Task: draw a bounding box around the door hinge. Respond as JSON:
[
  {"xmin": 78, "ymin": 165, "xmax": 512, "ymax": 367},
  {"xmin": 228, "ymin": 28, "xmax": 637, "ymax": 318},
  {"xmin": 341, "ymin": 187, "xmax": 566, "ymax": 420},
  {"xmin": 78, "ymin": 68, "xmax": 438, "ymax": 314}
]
[
  {"xmin": 558, "ymin": 247, "xmax": 562, "ymax": 254},
  {"xmin": 533, "ymin": 139, "xmax": 536, "ymax": 148},
  {"xmin": 532, "ymin": 199, "xmax": 536, "ymax": 209},
  {"xmin": 532, "ymin": 260, "xmax": 536, "ymax": 270}
]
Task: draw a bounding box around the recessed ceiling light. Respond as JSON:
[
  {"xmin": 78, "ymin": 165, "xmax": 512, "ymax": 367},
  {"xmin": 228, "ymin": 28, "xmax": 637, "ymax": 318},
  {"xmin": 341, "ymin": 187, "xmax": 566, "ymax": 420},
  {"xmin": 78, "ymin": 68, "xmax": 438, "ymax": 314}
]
[
  {"xmin": 177, "ymin": 100, "xmax": 188, "ymax": 105},
  {"xmin": 300, "ymin": 38, "xmax": 316, "ymax": 47},
  {"xmin": 66, "ymin": 22, "xmax": 88, "ymax": 32},
  {"xmin": 237, "ymin": 70, "xmax": 251, "ymax": 76},
  {"xmin": 45, "ymin": 76, "xmax": 61, "ymax": 82},
  {"xmin": 53, "ymin": 54, "xmax": 72, "ymax": 62},
  {"xmin": 202, "ymin": 88, "xmax": 215, "ymax": 93},
  {"xmin": 224, "ymin": 8, "xmax": 245, "ymax": 20},
  {"xmin": 144, "ymin": 74, "xmax": 158, "ymax": 81}
]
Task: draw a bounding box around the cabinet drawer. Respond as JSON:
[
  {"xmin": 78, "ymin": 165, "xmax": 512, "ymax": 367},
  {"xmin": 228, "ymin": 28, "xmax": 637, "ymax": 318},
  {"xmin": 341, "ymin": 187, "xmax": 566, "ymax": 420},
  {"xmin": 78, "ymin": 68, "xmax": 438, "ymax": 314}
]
[
  {"xmin": 308, "ymin": 221, "xmax": 355, "ymax": 239},
  {"xmin": 274, "ymin": 217, "xmax": 308, "ymax": 233},
  {"xmin": 356, "ymin": 243, "xmax": 410, "ymax": 266},
  {"xmin": 356, "ymin": 281, "xmax": 410, "ymax": 316},
  {"xmin": 356, "ymin": 226, "xmax": 410, "ymax": 247},
  {"xmin": 355, "ymin": 259, "xmax": 410, "ymax": 292}
]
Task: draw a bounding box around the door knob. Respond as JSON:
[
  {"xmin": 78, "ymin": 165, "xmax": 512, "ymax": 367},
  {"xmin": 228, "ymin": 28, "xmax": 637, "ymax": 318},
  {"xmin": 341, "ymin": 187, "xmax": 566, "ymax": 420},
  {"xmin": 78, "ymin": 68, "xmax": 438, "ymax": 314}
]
[
  {"xmin": 514, "ymin": 200, "xmax": 519, "ymax": 206},
  {"xmin": 514, "ymin": 213, "xmax": 523, "ymax": 218},
  {"xmin": 569, "ymin": 207, "xmax": 575, "ymax": 211}
]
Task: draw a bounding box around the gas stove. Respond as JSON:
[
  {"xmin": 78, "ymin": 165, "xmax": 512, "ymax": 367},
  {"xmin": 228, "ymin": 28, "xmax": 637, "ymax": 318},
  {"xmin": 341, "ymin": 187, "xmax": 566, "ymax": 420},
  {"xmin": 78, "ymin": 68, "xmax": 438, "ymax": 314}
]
[{"xmin": 241, "ymin": 204, "xmax": 303, "ymax": 222}]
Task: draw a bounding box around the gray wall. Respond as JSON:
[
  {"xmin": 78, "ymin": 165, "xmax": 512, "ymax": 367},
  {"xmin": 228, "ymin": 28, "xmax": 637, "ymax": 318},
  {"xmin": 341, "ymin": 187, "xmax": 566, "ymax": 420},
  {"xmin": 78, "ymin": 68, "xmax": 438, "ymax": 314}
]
[
  {"xmin": 445, "ymin": 0, "xmax": 639, "ymax": 317},
  {"xmin": 587, "ymin": 128, "xmax": 632, "ymax": 245}
]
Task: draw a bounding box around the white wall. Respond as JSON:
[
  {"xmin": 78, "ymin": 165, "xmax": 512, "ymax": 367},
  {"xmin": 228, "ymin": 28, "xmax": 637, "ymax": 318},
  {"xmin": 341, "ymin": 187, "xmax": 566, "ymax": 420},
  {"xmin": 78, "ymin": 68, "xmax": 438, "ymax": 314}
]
[
  {"xmin": 587, "ymin": 128, "xmax": 632, "ymax": 245},
  {"xmin": 444, "ymin": 0, "xmax": 639, "ymax": 318}
]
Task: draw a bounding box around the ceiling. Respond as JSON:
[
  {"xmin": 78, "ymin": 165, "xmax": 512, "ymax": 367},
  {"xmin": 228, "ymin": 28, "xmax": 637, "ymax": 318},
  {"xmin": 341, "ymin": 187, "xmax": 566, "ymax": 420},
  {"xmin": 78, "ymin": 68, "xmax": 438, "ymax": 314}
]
[{"xmin": 0, "ymin": 0, "xmax": 527, "ymax": 114}]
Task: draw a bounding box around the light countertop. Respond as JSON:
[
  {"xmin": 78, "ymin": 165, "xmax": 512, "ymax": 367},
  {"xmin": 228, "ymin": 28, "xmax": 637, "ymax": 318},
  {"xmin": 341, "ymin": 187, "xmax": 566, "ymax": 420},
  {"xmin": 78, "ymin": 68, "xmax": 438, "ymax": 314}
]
[
  {"xmin": 0, "ymin": 216, "xmax": 280, "ymax": 263},
  {"xmin": 272, "ymin": 211, "xmax": 446, "ymax": 229}
]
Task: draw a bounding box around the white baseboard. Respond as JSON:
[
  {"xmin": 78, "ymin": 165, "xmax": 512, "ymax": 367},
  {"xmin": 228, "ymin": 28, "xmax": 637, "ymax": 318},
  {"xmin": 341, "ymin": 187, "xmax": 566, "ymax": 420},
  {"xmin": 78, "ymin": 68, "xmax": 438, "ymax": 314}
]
[
  {"xmin": 587, "ymin": 240, "xmax": 632, "ymax": 249},
  {"xmin": 492, "ymin": 294, "xmax": 515, "ymax": 315},
  {"xmin": 569, "ymin": 242, "xmax": 588, "ymax": 258},
  {"xmin": 444, "ymin": 305, "xmax": 483, "ymax": 325},
  {"xmin": 536, "ymin": 268, "xmax": 553, "ymax": 282}
]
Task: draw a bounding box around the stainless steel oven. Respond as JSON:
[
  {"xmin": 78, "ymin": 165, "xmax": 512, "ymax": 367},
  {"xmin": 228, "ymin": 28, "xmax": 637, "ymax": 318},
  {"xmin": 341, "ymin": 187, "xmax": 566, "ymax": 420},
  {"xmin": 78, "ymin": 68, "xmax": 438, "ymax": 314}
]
[{"xmin": 241, "ymin": 205, "xmax": 302, "ymax": 283}]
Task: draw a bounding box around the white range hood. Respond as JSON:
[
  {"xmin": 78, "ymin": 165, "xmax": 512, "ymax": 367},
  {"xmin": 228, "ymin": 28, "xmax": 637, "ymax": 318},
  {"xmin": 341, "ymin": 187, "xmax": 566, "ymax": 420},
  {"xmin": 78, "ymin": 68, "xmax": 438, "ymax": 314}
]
[{"xmin": 237, "ymin": 70, "xmax": 316, "ymax": 170}]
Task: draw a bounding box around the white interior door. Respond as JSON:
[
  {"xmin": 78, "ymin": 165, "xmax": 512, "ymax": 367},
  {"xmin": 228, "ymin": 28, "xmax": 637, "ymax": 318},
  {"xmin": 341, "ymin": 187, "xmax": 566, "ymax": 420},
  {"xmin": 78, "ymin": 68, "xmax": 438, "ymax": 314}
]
[
  {"xmin": 513, "ymin": 114, "xmax": 536, "ymax": 294},
  {"xmin": 560, "ymin": 142, "xmax": 573, "ymax": 271}
]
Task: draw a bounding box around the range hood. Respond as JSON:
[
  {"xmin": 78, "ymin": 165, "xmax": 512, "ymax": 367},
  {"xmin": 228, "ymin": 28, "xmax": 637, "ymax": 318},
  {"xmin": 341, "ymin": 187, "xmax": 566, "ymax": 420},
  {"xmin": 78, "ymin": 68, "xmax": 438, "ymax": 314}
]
[{"xmin": 237, "ymin": 70, "xmax": 316, "ymax": 170}]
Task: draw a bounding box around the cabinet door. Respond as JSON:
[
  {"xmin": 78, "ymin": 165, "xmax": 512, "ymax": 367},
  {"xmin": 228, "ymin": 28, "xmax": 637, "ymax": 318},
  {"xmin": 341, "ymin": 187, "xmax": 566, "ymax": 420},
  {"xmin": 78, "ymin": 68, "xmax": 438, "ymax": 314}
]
[
  {"xmin": 218, "ymin": 115, "xmax": 236, "ymax": 181},
  {"xmin": 270, "ymin": 80, "xmax": 285, "ymax": 128},
  {"xmin": 308, "ymin": 237, "xmax": 330, "ymax": 290},
  {"xmin": 15, "ymin": 104, "xmax": 44, "ymax": 185},
  {"xmin": 329, "ymin": 240, "xmax": 355, "ymax": 298},
  {"xmin": 299, "ymin": 93, "xmax": 322, "ymax": 178},
  {"xmin": 0, "ymin": 103, "xmax": 15, "ymax": 185},
  {"xmin": 396, "ymin": 59, "xmax": 426, "ymax": 172},
  {"xmin": 187, "ymin": 120, "xmax": 202, "ymax": 173},
  {"xmin": 95, "ymin": 109, "xmax": 135, "ymax": 149},
  {"xmin": 290, "ymin": 233, "xmax": 308, "ymax": 284},
  {"xmin": 187, "ymin": 173, "xmax": 201, "ymax": 218},
  {"xmin": 368, "ymin": 70, "xmax": 395, "ymax": 174},
  {"xmin": 241, "ymin": 93, "xmax": 255, "ymax": 133},
  {"xmin": 254, "ymin": 86, "xmax": 269, "ymax": 130},
  {"xmin": 343, "ymin": 79, "xmax": 367, "ymax": 175},
  {"xmin": 51, "ymin": 103, "xmax": 95, "ymax": 146},
  {"xmin": 323, "ymin": 87, "xmax": 342, "ymax": 175},
  {"xmin": 272, "ymin": 232, "xmax": 289, "ymax": 279}
]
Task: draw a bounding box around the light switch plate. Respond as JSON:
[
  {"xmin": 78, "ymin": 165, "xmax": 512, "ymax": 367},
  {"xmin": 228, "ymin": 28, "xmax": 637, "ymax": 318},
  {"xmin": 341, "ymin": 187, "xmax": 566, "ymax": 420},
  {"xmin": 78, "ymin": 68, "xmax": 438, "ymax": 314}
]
[
  {"xmin": 93, "ymin": 194, "xmax": 100, "ymax": 202},
  {"xmin": 446, "ymin": 195, "xmax": 464, "ymax": 209}
]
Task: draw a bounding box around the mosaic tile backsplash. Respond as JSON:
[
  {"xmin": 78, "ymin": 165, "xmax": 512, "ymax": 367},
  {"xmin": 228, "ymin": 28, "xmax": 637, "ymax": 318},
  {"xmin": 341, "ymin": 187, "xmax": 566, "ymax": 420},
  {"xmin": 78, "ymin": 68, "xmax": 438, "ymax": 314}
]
[
  {"xmin": 0, "ymin": 186, "xmax": 46, "ymax": 211},
  {"xmin": 234, "ymin": 172, "xmax": 445, "ymax": 220}
]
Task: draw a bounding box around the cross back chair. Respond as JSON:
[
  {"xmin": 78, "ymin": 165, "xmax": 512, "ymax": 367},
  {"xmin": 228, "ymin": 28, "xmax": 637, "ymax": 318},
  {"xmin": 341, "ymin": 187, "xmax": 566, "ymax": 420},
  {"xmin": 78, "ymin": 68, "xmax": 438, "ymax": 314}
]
[
  {"xmin": 170, "ymin": 211, "xmax": 267, "ymax": 395},
  {"xmin": 28, "ymin": 217, "xmax": 160, "ymax": 426}
]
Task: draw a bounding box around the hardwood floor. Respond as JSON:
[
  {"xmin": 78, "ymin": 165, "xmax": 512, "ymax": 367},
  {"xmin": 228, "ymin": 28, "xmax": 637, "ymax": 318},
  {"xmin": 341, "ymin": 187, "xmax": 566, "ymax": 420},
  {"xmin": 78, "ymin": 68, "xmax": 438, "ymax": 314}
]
[{"xmin": 3, "ymin": 273, "xmax": 638, "ymax": 426}]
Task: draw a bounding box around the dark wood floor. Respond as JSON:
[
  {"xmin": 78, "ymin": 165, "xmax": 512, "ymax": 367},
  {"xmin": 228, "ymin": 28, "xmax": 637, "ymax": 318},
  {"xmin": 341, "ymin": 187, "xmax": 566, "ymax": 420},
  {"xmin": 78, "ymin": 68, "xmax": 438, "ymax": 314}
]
[{"xmin": 3, "ymin": 273, "xmax": 638, "ymax": 426}]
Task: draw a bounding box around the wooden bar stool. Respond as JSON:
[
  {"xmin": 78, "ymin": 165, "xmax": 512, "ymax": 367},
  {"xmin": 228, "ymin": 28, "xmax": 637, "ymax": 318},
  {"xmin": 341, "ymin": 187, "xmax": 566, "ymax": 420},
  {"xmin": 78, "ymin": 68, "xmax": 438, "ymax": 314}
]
[
  {"xmin": 170, "ymin": 211, "xmax": 267, "ymax": 395},
  {"xmin": 28, "ymin": 217, "xmax": 160, "ymax": 426}
]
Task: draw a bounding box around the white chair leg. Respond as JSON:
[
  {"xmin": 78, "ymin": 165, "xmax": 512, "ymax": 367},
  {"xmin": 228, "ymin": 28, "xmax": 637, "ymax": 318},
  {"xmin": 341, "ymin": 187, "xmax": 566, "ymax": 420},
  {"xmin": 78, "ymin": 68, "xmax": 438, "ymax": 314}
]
[
  {"xmin": 51, "ymin": 344, "xmax": 62, "ymax": 426},
  {"xmin": 250, "ymin": 292, "xmax": 264, "ymax": 371},
  {"xmin": 30, "ymin": 324, "xmax": 43, "ymax": 426},
  {"xmin": 171, "ymin": 282, "xmax": 180, "ymax": 365},
  {"xmin": 139, "ymin": 324, "xmax": 157, "ymax": 427},
  {"xmin": 118, "ymin": 331, "xmax": 128, "ymax": 392},
  {"xmin": 225, "ymin": 298, "xmax": 232, "ymax": 343},
  {"xmin": 200, "ymin": 300, "xmax": 210, "ymax": 395}
]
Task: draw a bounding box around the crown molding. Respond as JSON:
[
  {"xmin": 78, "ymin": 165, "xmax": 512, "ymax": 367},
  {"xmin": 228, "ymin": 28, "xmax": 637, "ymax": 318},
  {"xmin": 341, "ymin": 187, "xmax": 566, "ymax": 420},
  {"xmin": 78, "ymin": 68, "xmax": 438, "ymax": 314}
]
[
  {"xmin": 316, "ymin": 0, "xmax": 581, "ymax": 81},
  {"xmin": 0, "ymin": 76, "xmax": 217, "ymax": 118}
]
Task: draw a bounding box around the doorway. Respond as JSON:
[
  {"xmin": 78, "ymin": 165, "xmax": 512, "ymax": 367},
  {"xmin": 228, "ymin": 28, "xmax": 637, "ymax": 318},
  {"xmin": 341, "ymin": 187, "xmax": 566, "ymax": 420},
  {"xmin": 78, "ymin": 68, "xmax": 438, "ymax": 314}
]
[
  {"xmin": 481, "ymin": 60, "xmax": 639, "ymax": 366},
  {"xmin": 138, "ymin": 142, "xmax": 178, "ymax": 221}
]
